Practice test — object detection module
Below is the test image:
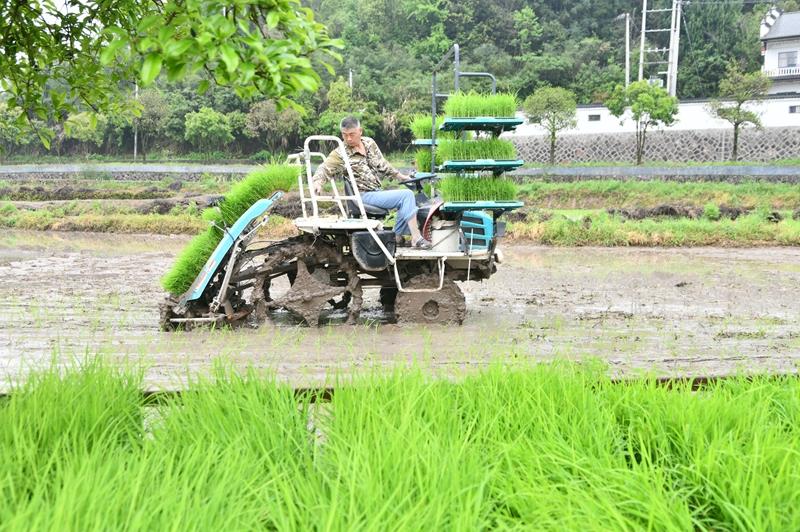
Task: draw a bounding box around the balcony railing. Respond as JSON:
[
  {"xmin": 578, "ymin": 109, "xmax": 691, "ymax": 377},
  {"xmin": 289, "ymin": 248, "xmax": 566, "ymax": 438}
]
[{"xmin": 763, "ymin": 66, "xmax": 800, "ymax": 78}]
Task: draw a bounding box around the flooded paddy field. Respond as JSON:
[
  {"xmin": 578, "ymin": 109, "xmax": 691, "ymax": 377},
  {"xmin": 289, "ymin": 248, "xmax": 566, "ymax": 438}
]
[{"xmin": 1, "ymin": 229, "xmax": 799, "ymax": 391}]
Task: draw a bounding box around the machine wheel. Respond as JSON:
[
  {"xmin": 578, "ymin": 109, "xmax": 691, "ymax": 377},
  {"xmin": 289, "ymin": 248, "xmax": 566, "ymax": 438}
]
[
  {"xmin": 394, "ymin": 274, "xmax": 466, "ymax": 325},
  {"xmin": 250, "ymin": 237, "xmax": 363, "ymax": 326}
]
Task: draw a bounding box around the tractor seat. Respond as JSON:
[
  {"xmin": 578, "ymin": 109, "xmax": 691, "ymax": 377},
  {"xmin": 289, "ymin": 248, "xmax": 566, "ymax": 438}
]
[{"xmin": 343, "ymin": 180, "xmax": 389, "ymax": 219}]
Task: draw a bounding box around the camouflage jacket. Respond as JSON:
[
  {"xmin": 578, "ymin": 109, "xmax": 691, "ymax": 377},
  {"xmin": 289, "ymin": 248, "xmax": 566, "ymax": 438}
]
[{"xmin": 311, "ymin": 136, "xmax": 404, "ymax": 193}]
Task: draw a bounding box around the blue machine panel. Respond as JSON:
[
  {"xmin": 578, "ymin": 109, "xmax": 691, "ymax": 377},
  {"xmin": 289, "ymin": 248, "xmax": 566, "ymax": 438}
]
[
  {"xmin": 460, "ymin": 210, "xmax": 493, "ymax": 252},
  {"xmin": 179, "ymin": 192, "xmax": 282, "ymax": 304}
]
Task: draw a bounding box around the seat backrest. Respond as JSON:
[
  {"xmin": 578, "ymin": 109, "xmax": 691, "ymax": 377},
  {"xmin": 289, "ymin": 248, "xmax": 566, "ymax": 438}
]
[{"xmin": 342, "ymin": 179, "xmax": 361, "ymax": 218}]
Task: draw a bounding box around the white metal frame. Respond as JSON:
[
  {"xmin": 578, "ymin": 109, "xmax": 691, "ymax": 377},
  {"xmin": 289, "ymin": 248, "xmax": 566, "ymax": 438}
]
[{"xmin": 296, "ymin": 135, "xmax": 455, "ymax": 294}]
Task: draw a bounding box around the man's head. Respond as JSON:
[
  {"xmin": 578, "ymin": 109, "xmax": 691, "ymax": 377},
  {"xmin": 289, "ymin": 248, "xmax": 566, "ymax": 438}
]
[{"xmin": 339, "ymin": 116, "xmax": 362, "ymax": 148}]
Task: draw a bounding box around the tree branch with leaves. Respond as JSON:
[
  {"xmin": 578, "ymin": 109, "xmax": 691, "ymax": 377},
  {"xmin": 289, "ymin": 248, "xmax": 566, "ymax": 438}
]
[{"xmin": 0, "ymin": 0, "xmax": 342, "ymax": 149}]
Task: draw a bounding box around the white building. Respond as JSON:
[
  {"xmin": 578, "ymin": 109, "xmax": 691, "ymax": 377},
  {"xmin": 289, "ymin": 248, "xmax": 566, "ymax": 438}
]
[
  {"xmin": 510, "ymin": 95, "xmax": 800, "ymax": 137},
  {"xmin": 761, "ymin": 8, "xmax": 800, "ymax": 95}
]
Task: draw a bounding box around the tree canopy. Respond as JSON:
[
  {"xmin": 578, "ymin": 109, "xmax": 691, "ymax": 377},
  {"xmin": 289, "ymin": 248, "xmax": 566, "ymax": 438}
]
[
  {"xmin": 710, "ymin": 64, "xmax": 772, "ymax": 161},
  {"xmin": 0, "ymin": 0, "xmax": 341, "ymax": 146},
  {"xmin": 607, "ymin": 80, "xmax": 679, "ymax": 165},
  {"xmin": 523, "ymin": 87, "xmax": 577, "ymax": 165}
]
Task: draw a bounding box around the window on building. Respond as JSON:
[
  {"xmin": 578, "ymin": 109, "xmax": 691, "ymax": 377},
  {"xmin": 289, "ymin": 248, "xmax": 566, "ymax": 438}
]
[
  {"xmin": 779, "ymin": 51, "xmax": 798, "ymax": 68},
  {"xmin": 790, "ymin": 105, "xmax": 799, "ymax": 114},
  {"xmin": 588, "ymin": 114, "xmax": 601, "ymax": 122}
]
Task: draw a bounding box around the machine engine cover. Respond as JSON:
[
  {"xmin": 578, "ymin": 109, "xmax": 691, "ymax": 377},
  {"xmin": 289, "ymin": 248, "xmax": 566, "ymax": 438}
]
[
  {"xmin": 350, "ymin": 231, "xmax": 396, "ymax": 271},
  {"xmin": 460, "ymin": 211, "xmax": 494, "ymax": 252}
]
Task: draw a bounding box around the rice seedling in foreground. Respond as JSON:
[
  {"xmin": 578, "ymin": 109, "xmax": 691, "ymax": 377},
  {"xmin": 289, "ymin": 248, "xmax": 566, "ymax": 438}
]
[
  {"xmin": 2, "ymin": 360, "xmax": 799, "ymax": 530},
  {"xmin": 160, "ymin": 164, "xmax": 299, "ymax": 294},
  {"xmin": 443, "ymin": 91, "xmax": 518, "ymax": 118}
]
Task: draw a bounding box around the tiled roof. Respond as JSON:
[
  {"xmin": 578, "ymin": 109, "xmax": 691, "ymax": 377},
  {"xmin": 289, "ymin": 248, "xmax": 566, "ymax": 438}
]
[{"xmin": 763, "ymin": 11, "xmax": 800, "ymax": 40}]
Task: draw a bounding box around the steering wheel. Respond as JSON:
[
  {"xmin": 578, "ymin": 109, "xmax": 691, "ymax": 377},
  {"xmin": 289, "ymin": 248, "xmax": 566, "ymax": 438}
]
[{"xmin": 401, "ymin": 173, "xmax": 438, "ymax": 192}]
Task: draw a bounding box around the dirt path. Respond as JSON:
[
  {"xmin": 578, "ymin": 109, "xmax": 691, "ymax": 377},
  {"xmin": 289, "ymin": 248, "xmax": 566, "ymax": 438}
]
[{"xmin": 1, "ymin": 230, "xmax": 798, "ymax": 391}]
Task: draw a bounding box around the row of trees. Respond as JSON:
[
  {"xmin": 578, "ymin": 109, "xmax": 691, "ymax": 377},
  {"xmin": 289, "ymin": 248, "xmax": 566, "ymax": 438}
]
[
  {"xmin": 526, "ymin": 64, "xmax": 772, "ymax": 165},
  {"xmin": 0, "ymin": 1, "xmax": 791, "ymax": 162},
  {"xmin": 0, "ymin": 75, "xmax": 404, "ymax": 160}
]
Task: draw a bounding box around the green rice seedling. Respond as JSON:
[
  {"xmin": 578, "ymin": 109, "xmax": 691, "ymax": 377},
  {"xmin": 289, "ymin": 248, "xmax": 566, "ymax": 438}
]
[
  {"xmin": 161, "ymin": 164, "xmax": 299, "ymax": 294},
  {"xmin": 439, "ymin": 175, "xmax": 518, "ymax": 201},
  {"xmin": 0, "ymin": 359, "xmax": 143, "ymax": 517},
  {"xmin": 443, "ymin": 91, "xmax": 518, "ymax": 118},
  {"xmin": 414, "ymin": 148, "xmax": 443, "ymax": 172},
  {"xmin": 437, "ymin": 138, "xmax": 516, "ymax": 161},
  {"xmin": 408, "ymin": 114, "xmax": 456, "ymax": 139},
  {"xmin": 2, "ymin": 361, "xmax": 800, "ymax": 529}
]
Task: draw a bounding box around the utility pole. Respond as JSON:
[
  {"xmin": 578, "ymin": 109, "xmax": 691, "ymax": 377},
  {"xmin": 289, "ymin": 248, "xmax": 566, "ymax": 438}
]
[
  {"xmin": 625, "ymin": 12, "xmax": 631, "ymax": 88},
  {"xmin": 616, "ymin": 12, "xmax": 631, "ymax": 88},
  {"xmin": 666, "ymin": 0, "xmax": 682, "ymax": 96},
  {"xmin": 133, "ymin": 82, "xmax": 138, "ymax": 161},
  {"xmin": 348, "ymin": 69, "xmax": 353, "ymax": 89},
  {"xmin": 638, "ymin": 0, "xmax": 682, "ymax": 95},
  {"xmin": 639, "ymin": 0, "xmax": 647, "ymax": 81}
]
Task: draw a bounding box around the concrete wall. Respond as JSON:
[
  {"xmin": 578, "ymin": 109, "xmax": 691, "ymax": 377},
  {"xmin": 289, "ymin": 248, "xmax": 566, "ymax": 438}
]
[
  {"xmin": 510, "ymin": 126, "xmax": 800, "ymax": 164},
  {"xmin": 507, "ymin": 96, "xmax": 800, "ymax": 139}
]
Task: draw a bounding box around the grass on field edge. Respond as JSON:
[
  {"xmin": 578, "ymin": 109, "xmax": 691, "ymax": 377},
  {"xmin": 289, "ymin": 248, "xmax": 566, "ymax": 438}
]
[
  {"xmin": 1, "ymin": 359, "xmax": 798, "ymax": 530},
  {"xmin": 2, "ymin": 209, "xmax": 798, "ymax": 247}
]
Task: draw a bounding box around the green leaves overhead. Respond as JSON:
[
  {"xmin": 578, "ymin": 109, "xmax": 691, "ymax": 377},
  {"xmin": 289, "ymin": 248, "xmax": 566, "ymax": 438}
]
[{"xmin": 0, "ymin": 0, "xmax": 342, "ymax": 146}]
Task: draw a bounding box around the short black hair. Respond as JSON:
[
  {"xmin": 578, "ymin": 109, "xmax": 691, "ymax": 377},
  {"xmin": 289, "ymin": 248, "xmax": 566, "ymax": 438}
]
[{"xmin": 339, "ymin": 116, "xmax": 360, "ymax": 130}]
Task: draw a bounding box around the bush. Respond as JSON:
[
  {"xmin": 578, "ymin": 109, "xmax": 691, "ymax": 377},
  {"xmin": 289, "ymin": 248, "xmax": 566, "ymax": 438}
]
[{"xmin": 703, "ymin": 202, "xmax": 722, "ymax": 221}]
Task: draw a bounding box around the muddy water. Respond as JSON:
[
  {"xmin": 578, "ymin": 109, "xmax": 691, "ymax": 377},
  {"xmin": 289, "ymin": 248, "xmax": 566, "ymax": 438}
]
[{"xmin": 1, "ymin": 230, "xmax": 799, "ymax": 391}]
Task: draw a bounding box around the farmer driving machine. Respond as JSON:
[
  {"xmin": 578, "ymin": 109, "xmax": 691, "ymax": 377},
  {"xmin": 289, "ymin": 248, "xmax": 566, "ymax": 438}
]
[{"xmin": 160, "ymin": 44, "xmax": 524, "ymax": 329}]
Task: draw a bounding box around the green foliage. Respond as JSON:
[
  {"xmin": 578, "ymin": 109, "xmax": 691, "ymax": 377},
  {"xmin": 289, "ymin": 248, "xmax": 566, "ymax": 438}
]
[
  {"xmin": 710, "ymin": 63, "xmax": 772, "ymax": 161},
  {"xmin": 0, "ymin": 0, "xmax": 342, "ymax": 148},
  {"xmin": 443, "ymin": 91, "xmax": 518, "ymax": 118},
  {"xmin": 439, "ymin": 176, "xmax": 518, "ymax": 201},
  {"xmin": 244, "ymin": 100, "xmax": 303, "ymax": 152},
  {"xmin": 523, "ymin": 87, "xmax": 577, "ymax": 164},
  {"xmin": 161, "ymin": 165, "xmax": 299, "ymax": 294},
  {"xmin": 606, "ymin": 81, "xmax": 679, "ymax": 165},
  {"xmin": 183, "ymin": 107, "xmax": 233, "ymax": 152},
  {"xmin": 4, "ymin": 361, "xmax": 800, "ymax": 529},
  {"xmin": 136, "ymin": 89, "xmax": 170, "ymax": 160},
  {"xmin": 703, "ymin": 202, "xmax": 722, "ymax": 221},
  {"xmin": 0, "ymin": 103, "xmax": 35, "ymax": 159},
  {"xmin": 64, "ymin": 112, "xmax": 108, "ymax": 148},
  {"xmin": 437, "ymin": 139, "xmax": 516, "ymax": 161},
  {"xmin": 317, "ymin": 78, "xmax": 382, "ymax": 137}
]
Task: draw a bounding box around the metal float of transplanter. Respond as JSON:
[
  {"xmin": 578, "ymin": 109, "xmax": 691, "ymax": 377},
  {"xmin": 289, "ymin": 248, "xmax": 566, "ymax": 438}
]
[{"xmin": 160, "ymin": 43, "xmax": 524, "ymax": 329}]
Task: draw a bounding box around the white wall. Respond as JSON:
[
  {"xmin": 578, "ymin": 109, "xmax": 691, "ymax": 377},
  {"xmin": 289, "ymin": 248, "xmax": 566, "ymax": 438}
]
[
  {"xmin": 763, "ymin": 39, "xmax": 800, "ymax": 71},
  {"xmin": 507, "ymin": 97, "xmax": 800, "ymax": 138},
  {"xmin": 762, "ymin": 38, "xmax": 800, "ymax": 94}
]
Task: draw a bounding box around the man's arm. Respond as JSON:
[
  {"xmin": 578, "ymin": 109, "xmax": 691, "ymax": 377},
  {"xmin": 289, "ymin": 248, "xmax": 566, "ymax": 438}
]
[
  {"xmin": 311, "ymin": 148, "xmax": 344, "ymax": 194},
  {"xmin": 370, "ymin": 140, "xmax": 408, "ymax": 181}
]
